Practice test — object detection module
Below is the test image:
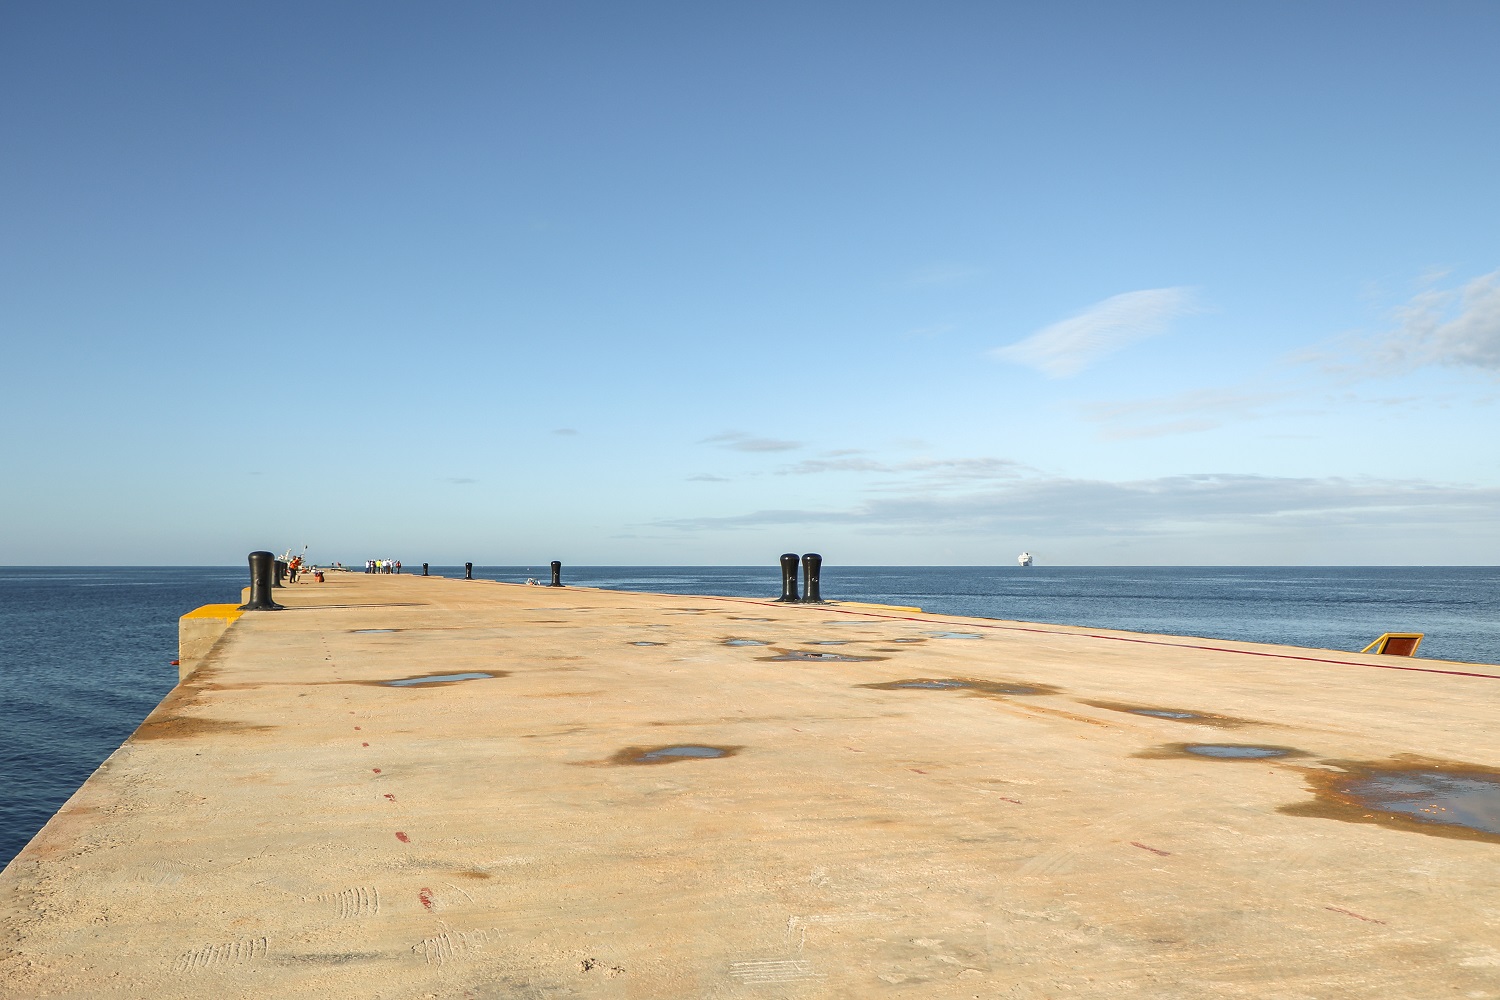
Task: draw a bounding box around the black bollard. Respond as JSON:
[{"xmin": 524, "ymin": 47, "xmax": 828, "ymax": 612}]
[
  {"xmin": 802, "ymin": 553, "xmax": 823, "ymax": 603},
  {"xmin": 549, "ymin": 560, "xmax": 563, "ymax": 587},
  {"xmin": 238, "ymin": 551, "xmax": 285, "ymax": 611},
  {"xmin": 422, "ymin": 563, "xmax": 429, "ymax": 576},
  {"xmin": 273, "ymin": 560, "xmax": 287, "ymax": 588},
  {"xmin": 465, "ymin": 562, "xmax": 473, "ymax": 580},
  {"xmin": 776, "ymin": 552, "xmax": 800, "ymax": 602}
]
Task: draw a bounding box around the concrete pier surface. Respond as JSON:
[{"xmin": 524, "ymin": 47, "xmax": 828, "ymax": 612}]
[{"xmin": 3, "ymin": 574, "xmax": 1498, "ymax": 998}]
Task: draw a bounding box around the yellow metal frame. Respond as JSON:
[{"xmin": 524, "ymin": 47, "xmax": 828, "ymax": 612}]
[{"xmin": 1360, "ymin": 632, "xmax": 1424, "ymax": 656}]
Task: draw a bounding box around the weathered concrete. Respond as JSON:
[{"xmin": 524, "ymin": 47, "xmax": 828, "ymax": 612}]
[
  {"xmin": 3, "ymin": 572, "xmax": 1499, "ymax": 998},
  {"xmin": 177, "ymin": 604, "xmax": 243, "ymax": 682}
]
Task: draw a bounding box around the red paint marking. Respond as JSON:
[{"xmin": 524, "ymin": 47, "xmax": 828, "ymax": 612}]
[
  {"xmin": 1326, "ymin": 905, "xmax": 1386, "ymax": 924},
  {"xmin": 846, "ymin": 747, "xmax": 865, "ymax": 753},
  {"xmin": 383, "ymin": 793, "xmax": 396, "ymax": 801},
  {"xmin": 354, "ymin": 726, "xmax": 361, "ymax": 730},
  {"xmin": 999, "ymin": 797, "xmax": 1023, "ymax": 805},
  {"xmin": 362, "ymin": 742, "xmax": 370, "ymax": 747},
  {"xmin": 909, "ymin": 768, "xmax": 928, "ymax": 774},
  {"xmin": 418, "ymin": 888, "xmax": 434, "ymax": 910},
  {"xmin": 687, "ymin": 595, "xmax": 1500, "ymax": 681},
  {"xmin": 395, "ymin": 831, "xmax": 410, "ymax": 843},
  {"xmin": 372, "ymin": 768, "xmax": 382, "ymax": 774},
  {"xmin": 1131, "ymin": 841, "xmax": 1172, "ymax": 857}
]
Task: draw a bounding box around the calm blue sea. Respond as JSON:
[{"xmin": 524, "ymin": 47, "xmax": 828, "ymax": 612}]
[{"xmin": 3, "ymin": 564, "xmax": 1497, "ymax": 868}]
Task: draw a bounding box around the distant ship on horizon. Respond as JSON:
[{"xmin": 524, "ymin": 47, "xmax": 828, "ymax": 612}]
[{"xmin": 1018, "ymin": 552, "xmax": 1033, "ymax": 567}]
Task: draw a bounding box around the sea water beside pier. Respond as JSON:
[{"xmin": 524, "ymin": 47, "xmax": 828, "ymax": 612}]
[{"xmin": 2, "ymin": 564, "xmax": 1497, "ymax": 868}]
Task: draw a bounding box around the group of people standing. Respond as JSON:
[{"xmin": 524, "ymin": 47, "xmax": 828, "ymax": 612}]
[{"xmin": 365, "ymin": 559, "xmax": 402, "ymax": 574}]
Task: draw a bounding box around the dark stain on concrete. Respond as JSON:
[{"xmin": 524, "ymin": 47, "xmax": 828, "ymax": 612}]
[
  {"xmin": 763, "ymin": 649, "xmax": 884, "ymax": 663},
  {"xmin": 603, "ymin": 744, "xmax": 743, "ymax": 766},
  {"xmin": 354, "ymin": 670, "xmax": 509, "ymax": 688},
  {"xmin": 132, "ymin": 714, "xmax": 277, "ymax": 741},
  {"xmin": 858, "ymin": 676, "xmax": 1058, "ymax": 697},
  {"xmin": 1136, "ymin": 742, "xmax": 1309, "ymax": 761},
  {"xmin": 1082, "ymin": 699, "xmax": 1254, "ymax": 729},
  {"xmin": 1281, "ymin": 755, "xmax": 1500, "ymax": 844}
]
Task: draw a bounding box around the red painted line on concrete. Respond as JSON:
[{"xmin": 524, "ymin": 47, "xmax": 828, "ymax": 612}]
[
  {"xmin": 383, "ymin": 793, "xmax": 396, "ymax": 802},
  {"xmin": 362, "ymin": 742, "xmax": 370, "ymax": 747},
  {"xmin": 372, "ymin": 768, "xmax": 382, "ymax": 774},
  {"xmin": 395, "ymin": 831, "xmax": 410, "ymax": 843},
  {"xmin": 689, "ymin": 595, "xmax": 1500, "ymax": 681},
  {"xmin": 419, "ymin": 888, "xmax": 434, "ymax": 910},
  {"xmin": 1131, "ymin": 841, "xmax": 1172, "ymax": 857}
]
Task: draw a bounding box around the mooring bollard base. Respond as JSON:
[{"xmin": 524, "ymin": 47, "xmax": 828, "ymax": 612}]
[{"xmin": 549, "ymin": 560, "xmax": 564, "ymax": 587}]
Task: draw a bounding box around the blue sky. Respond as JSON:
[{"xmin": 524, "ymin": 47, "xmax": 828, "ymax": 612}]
[{"xmin": 3, "ymin": 2, "xmax": 1497, "ymax": 565}]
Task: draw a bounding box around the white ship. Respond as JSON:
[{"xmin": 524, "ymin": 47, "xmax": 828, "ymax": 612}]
[{"xmin": 1018, "ymin": 551, "xmax": 1033, "ymax": 567}]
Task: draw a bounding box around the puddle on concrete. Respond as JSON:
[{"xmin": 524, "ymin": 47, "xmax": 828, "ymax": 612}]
[
  {"xmin": 723, "ymin": 638, "xmax": 769, "ymax": 647},
  {"xmin": 607, "ymin": 744, "xmax": 743, "ymax": 766},
  {"xmin": 1137, "ymin": 742, "xmax": 1308, "ymax": 761},
  {"xmin": 351, "ymin": 628, "xmax": 401, "ymax": 634},
  {"xmin": 1281, "ymin": 756, "xmax": 1500, "ymax": 844},
  {"xmin": 763, "ymin": 650, "xmax": 882, "ymax": 663},
  {"xmin": 923, "ymin": 631, "xmax": 985, "ymax": 640},
  {"xmin": 807, "ymin": 640, "xmax": 848, "ymax": 645},
  {"xmin": 730, "ymin": 617, "xmax": 771, "ymax": 622},
  {"xmin": 1185, "ymin": 744, "xmax": 1290, "ymax": 759},
  {"xmin": 888, "ymin": 638, "xmax": 926, "ymax": 644},
  {"xmin": 629, "ymin": 641, "xmax": 666, "ymax": 646},
  {"xmin": 858, "ymin": 676, "xmax": 1057, "ymax": 696},
  {"xmin": 379, "ymin": 671, "xmax": 505, "ymax": 688},
  {"xmin": 1082, "ymin": 700, "xmax": 1251, "ymax": 729}
]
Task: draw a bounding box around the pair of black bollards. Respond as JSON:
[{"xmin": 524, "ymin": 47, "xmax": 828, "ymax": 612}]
[{"xmin": 776, "ymin": 552, "xmax": 824, "ymax": 603}]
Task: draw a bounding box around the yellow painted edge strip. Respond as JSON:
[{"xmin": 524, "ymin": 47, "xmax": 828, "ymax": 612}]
[
  {"xmin": 182, "ymin": 603, "xmax": 245, "ymax": 623},
  {"xmin": 833, "ymin": 601, "xmax": 924, "ymax": 613}
]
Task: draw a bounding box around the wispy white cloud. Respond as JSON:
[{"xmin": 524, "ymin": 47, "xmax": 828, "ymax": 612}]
[
  {"xmin": 1080, "ymin": 386, "xmax": 1297, "ymax": 440},
  {"xmin": 777, "ymin": 455, "xmax": 1027, "ymax": 484},
  {"xmin": 993, "ymin": 287, "xmax": 1196, "ymax": 377},
  {"xmin": 1377, "ymin": 267, "xmax": 1500, "ymax": 371},
  {"xmin": 686, "ymin": 473, "xmax": 730, "ymax": 482},
  {"xmin": 700, "ymin": 431, "xmax": 802, "ymax": 453},
  {"xmin": 654, "ymin": 473, "xmax": 1500, "ymax": 538},
  {"xmin": 552, "ymin": 427, "xmax": 579, "ymax": 436}
]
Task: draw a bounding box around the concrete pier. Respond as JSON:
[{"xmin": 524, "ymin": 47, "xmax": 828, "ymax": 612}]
[{"xmin": 2, "ymin": 572, "xmax": 1498, "ymax": 998}]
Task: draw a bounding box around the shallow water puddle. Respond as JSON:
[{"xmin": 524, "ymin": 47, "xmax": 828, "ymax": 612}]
[
  {"xmin": 859, "ymin": 676, "xmax": 1056, "ymax": 696},
  {"xmin": 807, "ymin": 640, "xmax": 848, "ymax": 645},
  {"xmin": 924, "ymin": 631, "xmax": 984, "ymax": 640},
  {"xmin": 351, "ymin": 629, "xmax": 400, "ymax": 634},
  {"xmin": 1082, "ymin": 700, "xmax": 1250, "ymax": 728},
  {"xmin": 608, "ymin": 744, "xmax": 742, "ymax": 766},
  {"xmin": 888, "ymin": 638, "xmax": 926, "ymax": 644},
  {"xmin": 1137, "ymin": 742, "xmax": 1307, "ymax": 761},
  {"xmin": 723, "ymin": 638, "xmax": 769, "ymax": 647},
  {"xmin": 380, "ymin": 671, "xmax": 503, "ymax": 687},
  {"xmin": 1185, "ymin": 744, "xmax": 1290, "ymax": 759},
  {"xmin": 629, "ymin": 641, "xmax": 666, "ymax": 647},
  {"xmin": 730, "ymin": 617, "xmax": 771, "ymax": 622},
  {"xmin": 1282, "ymin": 757, "xmax": 1500, "ymax": 843},
  {"xmin": 765, "ymin": 650, "xmax": 882, "ymax": 663}
]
